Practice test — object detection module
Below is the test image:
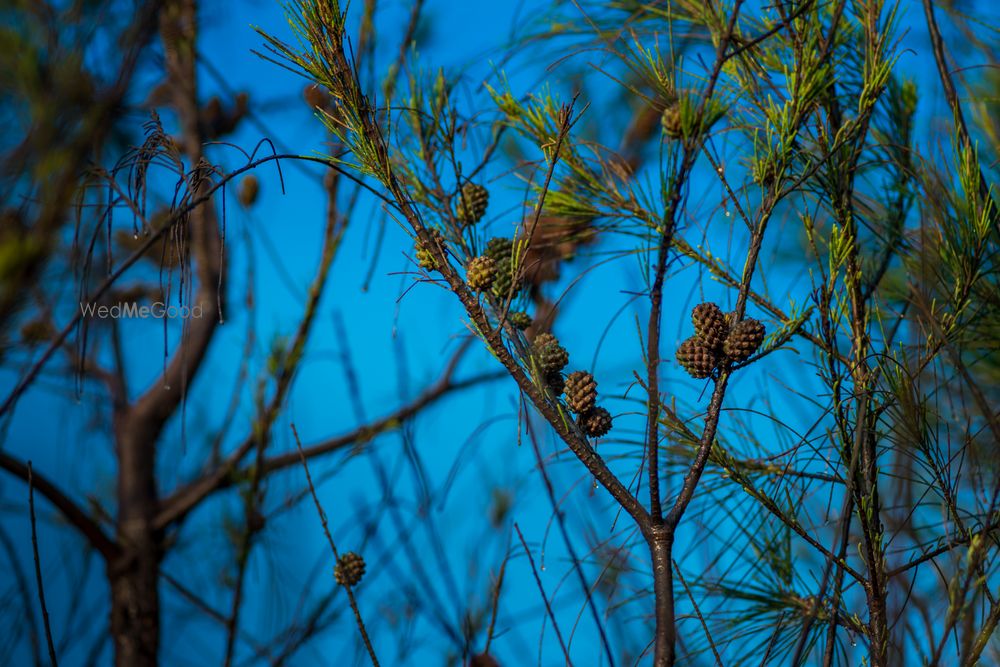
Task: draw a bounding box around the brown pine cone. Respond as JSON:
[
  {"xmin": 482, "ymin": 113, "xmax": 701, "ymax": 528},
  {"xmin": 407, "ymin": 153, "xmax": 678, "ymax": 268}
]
[
  {"xmin": 533, "ymin": 333, "xmax": 569, "ymax": 373},
  {"xmin": 466, "ymin": 255, "xmax": 497, "ymax": 291},
  {"xmin": 723, "ymin": 318, "xmax": 765, "ymax": 362},
  {"xmin": 508, "ymin": 311, "xmax": 532, "ymax": 330},
  {"xmin": 676, "ymin": 336, "xmax": 719, "ymax": 379},
  {"xmin": 238, "ymin": 175, "xmax": 259, "ymax": 207},
  {"xmin": 334, "ymin": 552, "xmax": 366, "ymax": 587},
  {"xmin": 565, "ymin": 371, "xmax": 597, "ymax": 414},
  {"xmin": 691, "ymin": 302, "xmax": 728, "ymax": 351},
  {"xmin": 456, "ymin": 183, "xmax": 489, "ymax": 225},
  {"xmin": 579, "ymin": 406, "xmax": 612, "ymax": 438}
]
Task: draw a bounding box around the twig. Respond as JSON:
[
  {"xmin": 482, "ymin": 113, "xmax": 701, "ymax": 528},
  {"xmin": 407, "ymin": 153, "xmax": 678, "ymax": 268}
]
[
  {"xmin": 922, "ymin": 0, "xmax": 997, "ymax": 226},
  {"xmin": 514, "ymin": 523, "xmax": 571, "ymax": 665},
  {"xmin": 28, "ymin": 463, "xmax": 59, "ymax": 667},
  {"xmin": 673, "ymin": 560, "xmax": 721, "ymax": 666},
  {"xmin": 291, "ymin": 424, "xmax": 380, "ymax": 667},
  {"xmin": 482, "ymin": 548, "xmax": 509, "ymax": 657},
  {"xmin": 0, "ymin": 454, "xmax": 117, "ymax": 560},
  {"xmin": 526, "ymin": 414, "xmax": 616, "ymax": 666},
  {"xmin": 154, "ymin": 347, "xmax": 496, "ymax": 529}
]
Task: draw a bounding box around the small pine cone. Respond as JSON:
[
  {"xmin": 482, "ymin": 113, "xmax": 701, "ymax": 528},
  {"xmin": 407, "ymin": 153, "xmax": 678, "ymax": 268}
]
[
  {"xmin": 416, "ymin": 229, "xmax": 444, "ymax": 271},
  {"xmin": 691, "ymin": 302, "xmax": 728, "ymax": 351},
  {"xmin": 238, "ymin": 175, "xmax": 259, "ymax": 207},
  {"xmin": 723, "ymin": 318, "xmax": 765, "ymax": 362},
  {"xmin": 546, "ymin": 370, "xmax": 565, "ymax": 396},
  {"xmin": 484, "ymin": 237, "xmax": 513, "ymax": 263},
  {"xmin": 466, "ymin": 255, "xmax": 497, "ymax": 291},
  {"xmin": 508, "ymin": 311, "xmax": 532, "ymax": 330},
  {"xmin": 676, "ymin": 336, "xmax": 719, "ymax": 379},
  {"xmin": 334, "ymin": 552, "xmax": 366, "ymax": 587},
  {"xmin": 579, "ymin": 406, "xmax": 612, "ymax": 438},
  {"xmin": 485, "ymin": 236, "xmax": 519, "ymax": 299},
  {"xmin": 456, "ymin": 182, "xmax": 489, "ymax": 225},
  {"xmin": 564, "ymin": 371, "xmax": 597, "ymax": 414},
  {"xmin": 661, "ymin": 103, "xmax": 682, "ymax": 139},
  {"xmin": 491, "ymin": 264, "xmax": 520, "ymax": 300},
  {"xmin": 532, "ymin": 332, "xmax": 557, "ymax": 350},
  {"xmin": 533, "ymin": 333, "xmax": 569, "ymax": 373}
]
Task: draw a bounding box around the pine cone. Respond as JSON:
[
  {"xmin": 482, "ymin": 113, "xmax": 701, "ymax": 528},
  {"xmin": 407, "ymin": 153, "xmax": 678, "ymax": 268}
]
[
  {"xmin": 565, "ymin": 371, "xmax": 597, "ymax": 414},
  {"xmin": 466, "ymin": 255, "xmax": 497, "ymax": 291},
  {"xmin": 508, "ymin": 311, "xmax": 532, "ymax": 330},
  {"xmin": 723, "ymin": 318, "xmax": 765, "ymax": 362},
  {"xmin": 416, "ymin": 229, "xmax": 444, "ymax": 271},
  {"xmin": 484, "ymin": 236, "xmax": 520, "ymax": 299},
  {"xmin": 533, "ymin": 332, "xmax": 557, "ymax": 349},
  {"xmin": 661, "ymin": 103, "xmax": 682, "ymax": 139},
  {"xmin": 676, "ymin": 336, "xmax": 719, "ymax": 379},
  {"xmin": 546, "ymin": 370, "xmax": 565, "ymax": 396},
  {"xmin": 456, "ymin": 183, "xmax": 489, "ymax": 225},
  {"xmin": 691, "ymin": 302, "xmax": 728, "ymax": 351},
  {"xmin": 579, "ymin": 406, "xmax": 612, "ymax": 438},
  {"xmin": 484, "ymin": 237, "xmax": 513, "ymax": 263},
  {"xmin": 334, "ymin": 552, "xmax": 366, "ymax": 587},
  {"xmin": 533, "ymin": 333, "xmax": 569, "ymax": 373},
  {"xmin": 238, "ymin": 175, "xmax": 259, "ymax": 207},
  {"xmin": 492, "ymin": 265, "xmax": 520, "ymax": 301}
]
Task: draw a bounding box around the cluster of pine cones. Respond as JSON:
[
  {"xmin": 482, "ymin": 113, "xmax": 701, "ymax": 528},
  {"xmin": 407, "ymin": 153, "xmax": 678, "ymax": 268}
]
[
  {"xmin": 412, "ymin": 183, "xmax": 613, "ymax": 438},
  {"xmin": 464, "ymin": 236, "xmax": 524, "ymax": 299},
  {"xmin": 532, "ymin": 333, "xmax": 612, "ymax": 438},
  {"xmin": 676, "ymin": 302, "xmax": 765, "ymax": 378}
]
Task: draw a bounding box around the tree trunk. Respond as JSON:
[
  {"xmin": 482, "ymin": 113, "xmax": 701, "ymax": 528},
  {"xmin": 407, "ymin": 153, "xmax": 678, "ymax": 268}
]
[
  {"xmin": 110, "ymin": 422, "xmax": 162, "ymax": 666},
  {"xmin": 648, "ymin": 527, "xmax": 675, "ymax": 667}
]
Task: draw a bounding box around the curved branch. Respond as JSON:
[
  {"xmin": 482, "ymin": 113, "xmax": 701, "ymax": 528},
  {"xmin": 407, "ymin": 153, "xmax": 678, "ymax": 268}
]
[
  {"xmin": 0, "ymin": 453, "xmax": 117, "ymax": 560},
  {"xmin": 154, "ymin": 352, "xmax": 501, "ymax": 530}
]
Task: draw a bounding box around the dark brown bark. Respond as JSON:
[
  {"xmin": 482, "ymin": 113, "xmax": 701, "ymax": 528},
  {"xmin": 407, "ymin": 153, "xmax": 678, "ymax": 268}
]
[
  {"xmin": 109, "ymin": 420, "xmax": 164, "ymax": 667},
  {"xmin": 647, "ymin": 527, "xmax": 675, "ymax": 667}
]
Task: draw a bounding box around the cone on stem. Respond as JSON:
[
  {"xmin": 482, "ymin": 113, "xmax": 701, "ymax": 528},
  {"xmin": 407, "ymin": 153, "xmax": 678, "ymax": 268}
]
[
  {"xmin": 691, "ymin": 302, "xmax": 728, "ymax": 351},
  {"xmin": 676, "ymin": 336, "xmax": 719, "ymax": 379},
  {"xmin": 579, "ymin": 406, "xmax": 612, "ymax": 438},
  {"xmin": 532, "ymin": 332, "xmax": 569, "ymax": 373},
  {"xmin": 334, "ymin": 552, "xmax": 366, "ymax": 587},
  {"xmin": 565, "ymin": 371, "xmax": 597, "ymax": 414},
  {"xmin": 724, "ymin": 318, "xmax": 765, "ymax": 362},
  {"xmin": 466, "ymin": 255, "xmax": 497, "ymax": 291},
  {"xmin": 456, "ymin": 182, "xmax": 489, "ymax": 225}
]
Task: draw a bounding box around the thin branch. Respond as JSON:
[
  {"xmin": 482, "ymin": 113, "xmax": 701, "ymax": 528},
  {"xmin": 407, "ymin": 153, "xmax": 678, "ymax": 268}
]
[
  {"xmin": 154, "ymin": 349, "xmax": 498, "ymax": 530},
  {"xmin": 514, "ymin": 522, "xmax": 571, "ymax": 665},
  {"xmin": 922, "ymin": 0, "xmax": 997, "ymax": 226},
  {"xmin": 291, "ymin": 424, "xmax": 380, "ymax": 667},
  {"xmin": 0, "ymin": 453, "xmax": 117, "ymax": 560},
  {"xmin": 28, "ymin": 463, "xmax": 59, "ymax": 667},
  {"xmin": 673, "ymin": 560, "xmax": 722, "ymax": 666},
  {"xmin": 525, "ymin": 410, "xmax": 615, "ymax": 666}
]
